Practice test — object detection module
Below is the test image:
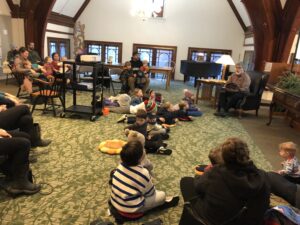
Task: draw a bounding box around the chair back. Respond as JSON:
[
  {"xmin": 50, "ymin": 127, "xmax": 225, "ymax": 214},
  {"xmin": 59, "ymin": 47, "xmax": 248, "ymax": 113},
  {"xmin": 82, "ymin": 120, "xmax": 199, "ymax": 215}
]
[
  {"xmin": 109, "ymin": 68, "xmax": 123, "ymax": 76},
  {"xmin": 37, "ymin": 73, "xmax": 64, "ymax": 98}
]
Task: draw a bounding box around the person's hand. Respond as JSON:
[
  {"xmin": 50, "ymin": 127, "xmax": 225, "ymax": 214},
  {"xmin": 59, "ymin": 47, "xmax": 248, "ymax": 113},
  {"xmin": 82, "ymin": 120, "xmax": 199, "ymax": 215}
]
[
  {"xmin": 0, "ymin": 129, "xmax": 12, "ymax": 138},
  {"xmin": 0, "ymin": 105, "xmax": 7, "ymax": 112},
  {"xmin": 159, "ymin": 117, "xmax": 165, "ymax": 123},
  {"xmin": 133, "ymin": 74, "xmax": 137, "ymax": 78}
]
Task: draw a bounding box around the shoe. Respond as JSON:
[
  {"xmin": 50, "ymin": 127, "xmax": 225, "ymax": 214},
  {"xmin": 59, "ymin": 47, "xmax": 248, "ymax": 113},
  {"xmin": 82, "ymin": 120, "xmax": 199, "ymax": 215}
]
[
  {"xmin": 157, "ymin": 196, "xmax": 180, "ymax": 210},
  {"xmin": 161, "ymin": 133, "xmax": 169, "ymax": 140},
  {"xmin": 214, "ymin": 112, "xmax": 227, "ymax": 117},
  {"xmin": 117, "ymin": 114, "xmax": 127, "ymax": 123},
  {"xmin": 162, "ymin": 143, "xmax": 168, "ymax": 148},
  {"xmin": 32, "ymin": 139, "xmax": 52, "ymax": 148},
  {"xmin": 157, "ymin": 147, "xmax": 172, "ymax": 155},
  {"xmin": 6, "ymin": 180, "xmax": 41, "ymax": 195}
]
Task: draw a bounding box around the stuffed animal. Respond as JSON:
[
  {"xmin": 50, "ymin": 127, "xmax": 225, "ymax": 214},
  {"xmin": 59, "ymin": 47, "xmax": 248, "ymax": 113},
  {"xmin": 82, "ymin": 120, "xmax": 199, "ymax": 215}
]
[{"xmin": 99, "ymin": 139, "xmax": 127, "ymax": 155}]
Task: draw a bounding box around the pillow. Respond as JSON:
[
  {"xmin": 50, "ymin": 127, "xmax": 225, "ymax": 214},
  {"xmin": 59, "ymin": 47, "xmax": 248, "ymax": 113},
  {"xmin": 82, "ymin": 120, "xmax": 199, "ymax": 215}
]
[{"xmin": 99, "ymin": 140, "xmax": 127, "ymax": 155}]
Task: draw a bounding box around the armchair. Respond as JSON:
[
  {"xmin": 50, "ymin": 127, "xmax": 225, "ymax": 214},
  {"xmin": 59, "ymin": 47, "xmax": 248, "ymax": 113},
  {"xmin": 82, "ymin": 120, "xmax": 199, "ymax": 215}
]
[{"xmin": 235, "ymin": 71, "xmax": 269, "ymax": 117}]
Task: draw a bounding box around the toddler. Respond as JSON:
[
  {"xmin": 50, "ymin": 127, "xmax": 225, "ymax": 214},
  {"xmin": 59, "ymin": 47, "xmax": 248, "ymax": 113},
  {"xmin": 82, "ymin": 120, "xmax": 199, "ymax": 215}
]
[{"xmin": 278, "ymin": 142, "xmax": 300, "ymax": 183}]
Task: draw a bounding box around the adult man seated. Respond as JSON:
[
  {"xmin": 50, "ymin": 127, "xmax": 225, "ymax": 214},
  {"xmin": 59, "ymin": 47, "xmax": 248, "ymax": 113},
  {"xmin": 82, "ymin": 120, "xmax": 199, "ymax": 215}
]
[
  {"xmin": 128, "ymin": 52, "xmax": 150, "ymax": 94},
  {"xmin": 6, "ymin": 44, "xmax": 19, "ymax": 65},
  {"xmin": 214, "ymin": 62, "xmax": 251, "ymax": 117},
  {"xmin": 27, "ymin": 42, "xmax": 41, "ymax": 64}
]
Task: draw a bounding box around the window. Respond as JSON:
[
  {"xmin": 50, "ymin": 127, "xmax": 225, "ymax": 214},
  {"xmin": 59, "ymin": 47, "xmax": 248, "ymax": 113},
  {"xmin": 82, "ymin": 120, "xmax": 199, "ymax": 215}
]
[
  {"xmin": 85, "ymin": 41, "xmax": 122, "ymax": 64},
  {"xmin": 187, "ymin": 47, "xmax": 232, "ymax": 62},
  {"xmin": 133, "ymin": 43, "xmax": 177, "ymax": 79},
  {"xmin": 47, "ymin": 37, "xmax": 70, "ymax": 58}
]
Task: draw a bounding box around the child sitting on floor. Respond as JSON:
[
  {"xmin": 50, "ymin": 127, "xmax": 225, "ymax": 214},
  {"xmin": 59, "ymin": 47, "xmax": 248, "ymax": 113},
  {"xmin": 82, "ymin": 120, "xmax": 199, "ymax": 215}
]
[
  {"xmin": 147, "ymin": 113, "xmax": 169, "ymax": 140},
  {"xmin": 277, "ymin": 142, "xmax": 300, "ymax": 183},
  {"xmin": 195, "ymin": 147, "xmax": 223, "ymax": 175},
  {"xmin": 182, "ymin": 89, "xmax": 203, "ymax": 117},
  {"xmin": 119, "ymin": 61, "xmax": 133, "ymax": 94},
  {"xmin": 125, "ymin": 109, "xmax": 172, "ymax": 155},
  {"xmin": 130, "ymin": 88, "xmax": 144, "ymax": 106},
  {"xmin": 110, "ymin": 141, "xmax": 179, "ymax": 214}
]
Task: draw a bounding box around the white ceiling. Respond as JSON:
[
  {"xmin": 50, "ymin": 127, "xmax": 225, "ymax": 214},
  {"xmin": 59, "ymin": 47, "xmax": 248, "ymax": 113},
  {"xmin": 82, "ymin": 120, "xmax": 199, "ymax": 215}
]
[
  {"xmin": 52, "ymin": 0, "xmax": 85, "ymax": 17},
  {"xmin": 232, "ymin": 0, "xmax": 252, "ymax": 27}
]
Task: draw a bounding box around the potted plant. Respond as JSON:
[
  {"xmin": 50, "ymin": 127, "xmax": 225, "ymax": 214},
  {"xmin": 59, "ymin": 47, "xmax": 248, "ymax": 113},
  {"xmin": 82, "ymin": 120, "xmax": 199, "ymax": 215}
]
[{"xmin": 277, "ymin": 71, "xmax": 300, "ymax": 96}]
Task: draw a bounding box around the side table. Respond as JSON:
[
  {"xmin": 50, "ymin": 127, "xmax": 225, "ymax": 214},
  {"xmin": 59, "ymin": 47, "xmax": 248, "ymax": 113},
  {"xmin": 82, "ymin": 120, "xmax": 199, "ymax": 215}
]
[{"xmin": 195, "ymin": 79, "xmax": 226, "ymax": 107}]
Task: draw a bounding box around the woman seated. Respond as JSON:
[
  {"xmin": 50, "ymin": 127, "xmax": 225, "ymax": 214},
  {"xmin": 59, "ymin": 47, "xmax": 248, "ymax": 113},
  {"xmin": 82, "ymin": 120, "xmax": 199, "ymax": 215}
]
[
  {"xmin": 0, "ymin": 128, "xmax": 41, "ymax": 195},
  {"xmin": 179, "ymin": 137, "xmax": 270, "ymax": 225}
]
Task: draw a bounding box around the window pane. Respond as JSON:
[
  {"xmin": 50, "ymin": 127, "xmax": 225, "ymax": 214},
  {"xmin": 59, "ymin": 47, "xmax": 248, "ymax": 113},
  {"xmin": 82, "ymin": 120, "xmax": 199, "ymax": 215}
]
[
  {"xmin": 138, "ymin": 48, "xmax": 153, "ymax": 66},
  {"xmin": 60, "ymin": 43, "xmax": 66, "ymax": 58},
  {"xmin": 156, "ymin": 49, "xmax": 172, "ymax": 67},
  {"xmin": 211, "ymin": 53, "xmax": 223, "ymax": 62},
  {"xmin": 49, "ymin": 42, "xmax": 57, "ymax": 57},
  {"xmin": 88, "ymin": 45, "xmax": 101, "ymax": 55},
  {"xmin": 191, "ymin": 51, "xmax": 207, "ymax": 61},
  {"xmin": 105, "ymin": 46, "xmax": 119, "ymax": 64}
]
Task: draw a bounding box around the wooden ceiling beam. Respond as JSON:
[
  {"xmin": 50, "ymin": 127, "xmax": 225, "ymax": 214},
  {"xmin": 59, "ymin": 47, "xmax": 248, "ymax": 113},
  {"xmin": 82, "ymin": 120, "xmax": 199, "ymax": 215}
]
[
  {"xmin": 227, "ymin": 0, "xmax": 247, "ymax": 31},
  {"xmin": 48, "ymin": 12, "xmax": 75, "ymax": 28},
  {"xmin": 73, "ymin": 0, "xmax": 90, "ymax": 22}
]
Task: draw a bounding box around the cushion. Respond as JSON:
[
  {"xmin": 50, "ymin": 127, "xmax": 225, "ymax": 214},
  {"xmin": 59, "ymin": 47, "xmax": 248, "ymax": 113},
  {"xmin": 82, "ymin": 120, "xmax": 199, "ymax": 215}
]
[{"xmin": 99, "ymin": 140, "xmax": 127, "ymax": 155}]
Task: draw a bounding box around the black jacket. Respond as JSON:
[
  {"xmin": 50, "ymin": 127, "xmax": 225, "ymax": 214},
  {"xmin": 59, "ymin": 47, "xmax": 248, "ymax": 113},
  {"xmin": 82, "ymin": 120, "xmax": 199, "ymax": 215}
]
[
  {"xmin": 125, "ymin": 122, "xmax": 148, "ymax": 138},
  {"xmin": 130, "ymin": 58, "xmax": 143, "ymax": 70},
  {"xmin": 193, "ymin": 163, "xmax": 270, "ymax": 225}
]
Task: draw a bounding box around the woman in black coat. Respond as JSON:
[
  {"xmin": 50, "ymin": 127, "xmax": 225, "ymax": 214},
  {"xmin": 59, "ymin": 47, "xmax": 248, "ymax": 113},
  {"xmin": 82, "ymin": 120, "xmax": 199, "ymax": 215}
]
[{"xmin": 180, "ymin": 137, "xmax": 270, "ymax": 225}]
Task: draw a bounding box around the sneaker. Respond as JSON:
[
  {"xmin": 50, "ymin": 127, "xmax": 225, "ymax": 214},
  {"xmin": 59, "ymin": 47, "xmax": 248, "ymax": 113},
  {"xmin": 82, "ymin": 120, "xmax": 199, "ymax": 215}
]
[
  {"xmin": 162, "ymin": 143, "xmax": 168, "ymax": 148},
  {"xmin": 157, "ymin": 147, "xmax": 172, "ymax": 155},
  {"xmin": 117, "ymin": 114, "xmax": 127, "ymax": 123}
]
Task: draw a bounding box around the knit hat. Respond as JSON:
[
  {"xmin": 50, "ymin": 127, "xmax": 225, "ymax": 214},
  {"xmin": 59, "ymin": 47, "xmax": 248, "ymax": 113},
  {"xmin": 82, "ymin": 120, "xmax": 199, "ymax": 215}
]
[
  {"xmin": 117, "ymin": 94, "xmax": 131, "ymax": 107},
  {"xmin": 144, "ymin": 99, "xmax": 157, "ymax": 113}
]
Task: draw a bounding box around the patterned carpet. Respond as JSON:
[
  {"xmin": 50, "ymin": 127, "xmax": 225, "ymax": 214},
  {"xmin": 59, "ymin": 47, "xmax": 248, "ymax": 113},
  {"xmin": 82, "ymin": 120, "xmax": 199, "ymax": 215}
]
[{"xmin": 0, "ymin": 80, "xmax": 276, "ymax": 225}]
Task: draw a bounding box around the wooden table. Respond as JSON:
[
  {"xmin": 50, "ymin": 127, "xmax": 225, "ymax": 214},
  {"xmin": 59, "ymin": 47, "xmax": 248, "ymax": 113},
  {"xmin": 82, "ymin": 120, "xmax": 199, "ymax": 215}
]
[
  {"xmin": 195, "ymin": 79, "xmax": 226, "ymax": 107},
  {"xmin": 267, "ymin": 84, "xmax": 300, "ymax": 126},
  {"xmin": 104, "ymin": 63, "xmax": 173, "ymax": 90}
]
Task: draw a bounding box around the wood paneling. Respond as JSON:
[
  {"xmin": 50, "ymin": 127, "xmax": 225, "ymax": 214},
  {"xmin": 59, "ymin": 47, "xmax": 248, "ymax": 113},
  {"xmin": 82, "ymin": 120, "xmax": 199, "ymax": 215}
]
[{"xmin": 242, "ymin": 0, "xmax": 300, "ymax": 71}]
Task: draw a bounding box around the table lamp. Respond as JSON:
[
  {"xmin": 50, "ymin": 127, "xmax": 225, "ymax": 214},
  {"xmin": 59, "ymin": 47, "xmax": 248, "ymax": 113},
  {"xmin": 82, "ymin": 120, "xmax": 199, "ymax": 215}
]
[{"xmin": 216, "ymin": 55, "xmax": 235, "ymax": 80}]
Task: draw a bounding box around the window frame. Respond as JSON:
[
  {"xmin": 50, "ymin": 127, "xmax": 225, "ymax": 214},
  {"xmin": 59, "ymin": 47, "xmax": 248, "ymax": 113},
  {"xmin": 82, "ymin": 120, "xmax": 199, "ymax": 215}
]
[
  {"xmin": 47, "ymin": 37, "xmax": 71, "ymax": 59},
  {"xmin": 84, "ymin": 40, "xmax": 123, "ymax": 64},
  {"xmin": 187, "ymin": 47, "xmax": 232, "ymax": 62},
  {"xmin": 132, "ymin": 43, "xmax": 177, "ymax": 79}
]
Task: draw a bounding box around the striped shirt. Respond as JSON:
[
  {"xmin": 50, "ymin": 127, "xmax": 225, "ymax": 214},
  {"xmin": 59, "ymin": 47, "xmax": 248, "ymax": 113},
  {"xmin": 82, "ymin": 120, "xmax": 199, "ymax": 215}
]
[{"xmin": 110, "ymin": 163, "xmax": 155, "ymax": 213}]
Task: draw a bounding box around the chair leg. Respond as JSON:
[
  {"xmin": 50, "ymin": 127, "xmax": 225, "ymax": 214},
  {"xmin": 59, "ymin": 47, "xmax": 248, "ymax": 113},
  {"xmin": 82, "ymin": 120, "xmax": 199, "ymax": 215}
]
[
  {"xmin": 31, "ymin": 96, "xmax": 40, "ymax": 114},
  {"xmin": 238, "ymin": 109, "xmax": 243, "ymax": 119},
  {"xmin": 256, "ymin": 109, "xmax": 258, "ymax": 117},
  {"xmin": 16, "ymin": 87, "xmax": 21, "ymax": 97},
  {"xmin": 58, "ymin": 96, "xmax": 65, "ymax": 111},
  {"xmin": 111, "ymin": 82, "xmax": 116, "ymax": 96},
  {"xmin": 6, "ymin": 74, "xmax": 9, "ymax": 85},
  {"xmin": 50, "ymin": 98, "xmax": 56, "ymax": 117}
]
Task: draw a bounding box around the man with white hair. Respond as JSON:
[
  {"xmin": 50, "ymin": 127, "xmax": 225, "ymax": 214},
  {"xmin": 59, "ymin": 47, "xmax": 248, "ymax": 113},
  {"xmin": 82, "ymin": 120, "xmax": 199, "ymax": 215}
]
[{"xmin": 214, "ymin": 62, "xmax": 251, "ymax": 117}]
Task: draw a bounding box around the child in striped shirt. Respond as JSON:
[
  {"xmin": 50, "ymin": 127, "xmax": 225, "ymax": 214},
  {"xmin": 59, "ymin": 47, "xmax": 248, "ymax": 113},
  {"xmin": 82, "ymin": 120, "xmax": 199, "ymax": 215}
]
[{"xmin": 110, "ymin": 141, "xmax": 179, "ymax": 213}]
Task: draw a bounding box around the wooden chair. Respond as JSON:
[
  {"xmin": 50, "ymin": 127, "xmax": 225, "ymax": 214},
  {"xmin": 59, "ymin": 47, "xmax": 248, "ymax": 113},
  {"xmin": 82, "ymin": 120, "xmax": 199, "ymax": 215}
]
[
  {"xmin": 31, "ymin": 74, "xmax": 65, "ymax": 117},
  {"xmin": 2, "ymin": 62, "xmax": 13, "ymax": 85},
  {"xmin": 109, "ymin": 68, "xmax": 123, "ymax": 95},
  {"xmin": 11, "ymin": 71, "xmax": 26, "ymax": 97}
]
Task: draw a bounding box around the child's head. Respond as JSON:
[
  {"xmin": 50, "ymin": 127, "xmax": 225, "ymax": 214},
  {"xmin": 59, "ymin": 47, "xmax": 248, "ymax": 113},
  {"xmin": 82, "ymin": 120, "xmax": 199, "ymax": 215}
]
[
  {"xmin": 162, "ymin": 101, "xmax": 172, "ymax": 110},
  {"xmin": 142, "ymin": 60, "xmax": 148, "ymax": 66},
  {"xmin": 124, "ymin": 61, "xmax": 131, "ymax": 69},
  {"xmin": 184, "ymin": 89, "xmax": 194, "ymax": 98},
  {"xmin": 208, "ymin": 147, "xmax": 223, "ymax": 165},
  {"xmin": 178, "ymin": 101, "xmax": 188, "ymax": 110},
  {"xmin": 136, "ymin": 109, "xmax": 147, "ymax": 126},
  {"xmin": 147, "ymin": 113, "xmax": 157, "ymax": 125},
  {"xmin": 44, "ymin": 56, "xmax": 52, "ymax": 64},
  {"xmin": 134, "ymin": 88, "xmax": 143, "ymax": 98},
  {"xmin": 120, "ymin": 141, "xmax": 144, "ymax": 166},
  {"xmin": 279, "ymin": 142, "xmax": 297, "ymax": 159},
  {"xmin": 24, "ymin": 61, "xmax": 32, "ymax": 69}
]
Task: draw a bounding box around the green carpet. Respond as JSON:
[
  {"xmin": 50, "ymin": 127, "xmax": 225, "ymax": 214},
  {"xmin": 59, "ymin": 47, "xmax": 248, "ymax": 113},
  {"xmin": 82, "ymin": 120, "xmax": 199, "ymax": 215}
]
[{"xmin": 0, "ymin": 81, "xmax": 273, "ymax": 225}]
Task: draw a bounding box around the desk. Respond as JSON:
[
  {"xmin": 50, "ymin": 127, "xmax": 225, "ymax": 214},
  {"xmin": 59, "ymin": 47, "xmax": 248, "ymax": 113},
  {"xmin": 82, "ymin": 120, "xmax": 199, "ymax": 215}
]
[
  {"xmin": 104, "ymin": 64, "xmax": 173, "ymax": 90},
  {"xmin": 195, "ymin": 79, "xmax": 226, "ymax": 107}
]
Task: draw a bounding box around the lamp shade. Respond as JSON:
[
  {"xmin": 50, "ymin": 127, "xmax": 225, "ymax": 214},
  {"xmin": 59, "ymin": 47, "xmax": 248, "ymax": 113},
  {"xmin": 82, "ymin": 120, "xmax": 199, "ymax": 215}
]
[{"xmin": 216, "ymin": 55, "xmax": 235, "ymax": 66}]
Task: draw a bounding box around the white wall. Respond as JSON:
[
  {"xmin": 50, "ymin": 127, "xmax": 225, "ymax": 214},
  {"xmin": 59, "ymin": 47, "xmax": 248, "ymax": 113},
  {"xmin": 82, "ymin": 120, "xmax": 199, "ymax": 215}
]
[
  {"xmin": 78, "ymin": 0, "xmax": 245, "ymax": 80},
  {"xmin": 44, "ymin": 23, "xmax": 74, "ymax": 59}
]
